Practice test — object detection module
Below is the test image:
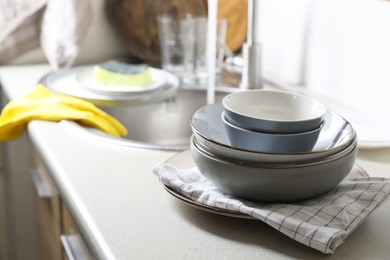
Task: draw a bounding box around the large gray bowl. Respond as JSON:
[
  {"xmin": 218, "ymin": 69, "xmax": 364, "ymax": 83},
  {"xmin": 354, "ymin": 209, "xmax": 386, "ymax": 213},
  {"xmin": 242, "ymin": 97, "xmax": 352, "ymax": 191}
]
[
  {"xmin": 222, "ymin": 90, "xmax": 327, "ymax": 133},
  {"xmin": 190, "ymin": 135, "xmax": 357, "ymax": 202}
]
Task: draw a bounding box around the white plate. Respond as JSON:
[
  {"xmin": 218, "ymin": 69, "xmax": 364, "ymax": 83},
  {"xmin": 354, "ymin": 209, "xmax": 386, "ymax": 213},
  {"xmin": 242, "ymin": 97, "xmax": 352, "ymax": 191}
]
[
  {"xmin": 314, "ymin": 99, "xmax": 390, "ymax": 149},
  {"xmin": 41, "ymin": 65, "xmax": 179, "ymax": 105},
  {"xmin": 163, "ymin": 149, "xmax": 253, "ymax": 219},
  {"xmin": 161, "ymin": 183, "xmax": 254, "ymax": 219},
  {"xmin": 341, "ymin": 111, "xmax": 390, "ymax": 149},
  {"xmin": 76, "ymin": 67, "xmax": 166, "ymax": 95}
]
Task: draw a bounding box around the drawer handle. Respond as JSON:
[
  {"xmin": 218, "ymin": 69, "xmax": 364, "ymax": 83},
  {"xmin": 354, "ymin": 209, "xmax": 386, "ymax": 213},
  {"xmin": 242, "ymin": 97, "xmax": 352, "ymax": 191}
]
[
  {"xmin": 60, "ymin": 234, "xmax": 92, "ymax": 260},
  {"xmin": 29, "ymin": 168, "xmax": 53, "ymax": 198}
]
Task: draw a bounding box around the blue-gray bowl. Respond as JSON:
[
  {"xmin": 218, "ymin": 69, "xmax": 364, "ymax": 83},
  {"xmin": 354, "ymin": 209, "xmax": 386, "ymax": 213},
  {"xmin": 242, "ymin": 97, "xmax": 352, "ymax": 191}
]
[{"xmin": 222, "ymin": 112, "xmax": 322, "ymax": 153}]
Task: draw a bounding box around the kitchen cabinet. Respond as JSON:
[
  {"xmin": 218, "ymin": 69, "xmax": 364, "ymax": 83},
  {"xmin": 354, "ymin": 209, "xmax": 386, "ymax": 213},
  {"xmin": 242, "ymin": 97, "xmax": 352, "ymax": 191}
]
[
  {"xmin": 31, "ymin": 148, "xmax": 92, "ymax": 260},
  {"xmin": 0, "ymin": 90, "xmax": 39, "ymax": 260},
  {"xmin": 0, "ymin": 135, "xmax": 9, "ymax": 260},
  {"xmin": 31, "ymin": 148, "xmax": 62, "ymax": 260},
  {"xmin": 61, "ymin": 203, "xmax": 92, "ymax": 260},
  {"xmin": 0, "ymin": 83, "xmax": 93, "ymax": 260}
]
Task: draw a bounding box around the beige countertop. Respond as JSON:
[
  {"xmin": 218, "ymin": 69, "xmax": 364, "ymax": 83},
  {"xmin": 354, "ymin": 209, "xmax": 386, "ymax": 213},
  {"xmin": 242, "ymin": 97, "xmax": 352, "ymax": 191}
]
[{"xmin": 1, "ymin": 64, "xmax": 390, "ymax": 259}]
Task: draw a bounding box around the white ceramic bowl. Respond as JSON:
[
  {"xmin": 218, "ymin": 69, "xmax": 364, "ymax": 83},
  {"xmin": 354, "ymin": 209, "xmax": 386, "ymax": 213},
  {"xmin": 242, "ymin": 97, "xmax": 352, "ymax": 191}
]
[
  {"xmin": 190, "ymin": 135, "xmax": 357, "ymax": 202},
  {"xmin": 222, "ymin": 90, "xmax": 327, "ymax": 133},
  {"xmin": 222, "ymin": 111, "xmax": 322, "ymax": 153}
]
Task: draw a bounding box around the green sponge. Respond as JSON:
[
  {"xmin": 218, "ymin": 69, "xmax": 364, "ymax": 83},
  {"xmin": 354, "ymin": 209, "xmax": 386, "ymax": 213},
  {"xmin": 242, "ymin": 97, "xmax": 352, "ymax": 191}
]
[{"xmin": 93, "ymin": 60, "xmax": 151, "ymax": 86}]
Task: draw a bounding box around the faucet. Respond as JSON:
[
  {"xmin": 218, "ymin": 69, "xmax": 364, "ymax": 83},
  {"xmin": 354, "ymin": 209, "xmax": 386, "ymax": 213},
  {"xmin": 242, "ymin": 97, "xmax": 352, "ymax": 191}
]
[{"xmin": 240, "ymin": 0, "xmax": 263, "ymax": 89}]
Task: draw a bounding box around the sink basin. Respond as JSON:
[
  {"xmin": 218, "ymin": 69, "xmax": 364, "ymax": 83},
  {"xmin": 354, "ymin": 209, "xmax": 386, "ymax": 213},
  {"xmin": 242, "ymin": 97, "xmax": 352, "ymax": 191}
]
[{"xmin": 62, "ymin": 86, "xmax": 237, "ymax": 151}]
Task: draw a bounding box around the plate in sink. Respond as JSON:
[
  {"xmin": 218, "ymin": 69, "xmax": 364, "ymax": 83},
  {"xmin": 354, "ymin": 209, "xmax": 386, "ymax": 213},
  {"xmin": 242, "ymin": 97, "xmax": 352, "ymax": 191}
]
[
  {"xmin": 40, "ymin": 65, "xmax": 179, "ymax": 105},
  {"xmin": 76, "ymin": 67, "xmax": 167, "ymax": 95}
]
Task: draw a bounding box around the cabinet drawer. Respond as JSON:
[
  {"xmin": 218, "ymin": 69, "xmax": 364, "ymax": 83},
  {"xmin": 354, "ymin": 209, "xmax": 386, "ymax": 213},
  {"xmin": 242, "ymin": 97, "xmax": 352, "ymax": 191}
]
[
  {"xmin": 61, "ymin": 203, "xmax": 93, "ymax": 260},
  {"xmin": 31, "ymin": 149, "xmax": 62, "ymax": 260}
]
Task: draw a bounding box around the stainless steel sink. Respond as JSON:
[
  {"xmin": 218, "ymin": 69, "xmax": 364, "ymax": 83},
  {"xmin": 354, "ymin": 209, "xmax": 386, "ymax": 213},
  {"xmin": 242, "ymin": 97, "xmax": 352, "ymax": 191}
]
[{"xmin": 62, "ymin": 86, "xmax": 238, "ymax": 151}]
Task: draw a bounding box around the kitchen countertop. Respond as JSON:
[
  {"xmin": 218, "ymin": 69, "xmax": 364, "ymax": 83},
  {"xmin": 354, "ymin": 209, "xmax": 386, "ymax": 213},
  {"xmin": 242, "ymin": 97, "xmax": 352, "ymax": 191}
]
[{"xmin": 1, "ymin": 64, "xmax": 390, "ymax": 259}]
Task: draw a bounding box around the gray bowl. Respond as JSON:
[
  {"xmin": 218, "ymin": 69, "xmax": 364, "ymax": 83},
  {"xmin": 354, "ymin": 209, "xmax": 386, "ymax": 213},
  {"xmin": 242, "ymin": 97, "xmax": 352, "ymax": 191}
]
[
  {"xmin": 190, "ymin": 135, "xmax": 357, "ymax": 202},
  {"xmin": 193, "ymin": 132, "xmax": 357, "ymax": 167},
  {"xmin": 222, "ymin": 112, "xmax": 322, "ymax": 153},
  {"xmin": 222, "ymin": 90, "xmax": 327, "ymax": 133}
]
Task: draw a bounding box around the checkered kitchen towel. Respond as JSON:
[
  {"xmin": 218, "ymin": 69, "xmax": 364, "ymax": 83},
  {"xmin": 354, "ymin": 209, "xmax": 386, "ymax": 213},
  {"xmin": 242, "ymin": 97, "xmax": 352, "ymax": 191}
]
[{"xmin": 153, "ymin": 163, "xmax": 390, "ymax": 254}]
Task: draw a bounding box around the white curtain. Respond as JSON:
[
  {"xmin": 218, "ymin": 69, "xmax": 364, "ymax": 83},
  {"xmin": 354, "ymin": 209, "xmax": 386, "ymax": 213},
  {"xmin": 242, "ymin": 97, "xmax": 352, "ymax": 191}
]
[
  {"xmin": 258, "ymin": 0, "xmax": 309, "ymax": 85},
  {"xmin": 304, "ymin": 0, "xmax": 390, "ymax": 109},
  {"xmin": 258, "ymin": 0, "xmax": 390, "ymax": 145},
  {"xmin": 259, "ymin": 0, "xmax": 390, "ymax": 102}
]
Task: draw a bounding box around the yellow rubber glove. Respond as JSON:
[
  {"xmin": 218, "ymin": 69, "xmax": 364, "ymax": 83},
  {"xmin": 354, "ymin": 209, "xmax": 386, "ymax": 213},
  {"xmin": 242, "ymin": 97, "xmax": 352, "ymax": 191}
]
[{"xmin": 0, "ymin": 84, "xmax": 128, "ymax": 141}]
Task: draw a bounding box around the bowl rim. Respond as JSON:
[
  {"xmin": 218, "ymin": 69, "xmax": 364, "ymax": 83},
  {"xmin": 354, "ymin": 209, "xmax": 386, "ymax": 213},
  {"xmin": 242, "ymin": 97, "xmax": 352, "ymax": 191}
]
[
  {"xmin": 193, "ymin": 131, "xmax": 357, "ymax": 165},
  {"xmin": 222, "ymin": 89, "xmax": 328, "ymax": 123},
  {"xmin": 191, "ymin": 134, "xmax": 357, "ymax": 170}
]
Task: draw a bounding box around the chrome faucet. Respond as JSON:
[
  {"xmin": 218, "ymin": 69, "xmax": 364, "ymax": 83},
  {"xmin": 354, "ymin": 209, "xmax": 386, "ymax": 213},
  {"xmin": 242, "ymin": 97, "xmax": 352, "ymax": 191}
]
[{"xmin": 240, "ymin": 0, "xmax": 263, "ymax": 89}]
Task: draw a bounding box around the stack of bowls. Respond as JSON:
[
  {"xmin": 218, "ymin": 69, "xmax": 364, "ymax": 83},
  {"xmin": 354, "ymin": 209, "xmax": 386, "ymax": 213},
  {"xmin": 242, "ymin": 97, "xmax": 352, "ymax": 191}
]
[{"xmin": 190, "ymin": 90, "xmax": 357, "ymax": 202}]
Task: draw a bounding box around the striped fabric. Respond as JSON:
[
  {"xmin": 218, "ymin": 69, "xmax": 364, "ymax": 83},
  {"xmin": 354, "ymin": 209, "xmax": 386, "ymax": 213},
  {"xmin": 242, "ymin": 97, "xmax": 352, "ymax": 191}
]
[
  {"xmin": 153, "ymin": 163, "xmax": 390, "ymax": 254},
  {"xmin": 0, "ymin": 0, "xmax": 47, "ymax": 64},
  {"xmin": 0, "ymin": 0, "xmax": 91, "ymax": 69}
]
